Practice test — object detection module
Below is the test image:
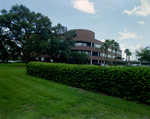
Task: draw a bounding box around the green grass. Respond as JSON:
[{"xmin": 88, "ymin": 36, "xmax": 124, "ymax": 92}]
[{"xmin": 0, "ymin": 63, "xmax": 150, "ymax": 119}]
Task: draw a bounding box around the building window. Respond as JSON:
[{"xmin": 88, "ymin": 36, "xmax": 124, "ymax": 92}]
[
  {"xmin": 75, "ymin": 42, "xmax": 91, "ymax": 47},
  {"xmin": 94, "ymin": 43, "xmax": 101, "ymax": 48},
  {"xmin": 117, "ymin": 57, "xmax": 121, "ymax": 59},
  {"xmin": 87, "ymin": 42, "xmax": 91, "ymax": 47},
  {"xmin": 84, "ymin": 51, "xmax": 91, "ymax": 55},
  {"xmin": 108, "ymin": 55, "xmax": 111, "ymax": 58},
  {"xmin": 100, "ymin": 53, "xmax": 104, "ymax": 57},
  {"xmin": 41, "ymin": 57, "xmax": 44, "ymax": 61},
  {"xmin": 75, "ymin": 43, "xmax": 86, "ymax": 46},
  {"xmin": 117, "ymin": 51, "xmax": 122, "ymax": 55},
  {"xmin": 74, "ymin": 50, "xmax": 91, "ymax": 55},
  {"xmin": 100, "ymin": 53, "xmax": 107, "ymax": 57},
  {"xmin": 92, "ymin": 43, "xmax": 101, "ymax": 48},
  {"xmin": 92, "ymin": 52, "xmax": 98, "ymax": 56},
  {"xmin": 108, "ymin": 48, "xmax": 111, "ymax": 52}
]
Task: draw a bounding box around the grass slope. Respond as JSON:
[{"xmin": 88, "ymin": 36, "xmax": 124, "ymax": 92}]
[{"xmin": 0, "ymin": 63, "xmax": 150, "ymax": 119}]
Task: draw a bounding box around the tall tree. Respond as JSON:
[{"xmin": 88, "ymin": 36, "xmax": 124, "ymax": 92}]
[
  {"xmin": 125, "ymin": 49, "xmax": 130, "ymax": 65},
  {"xmin": 127, "ymin": 51, "xmax": 132, "ymax": 64},
  {"xmin": 0, "ymin": 4, "xmax": 52, "ymax": 64},
  {"xmin": 0, "ymin": 26, "xmax": 22, "ymax": 62},
  {"xmin": 100, "ymin": 45, "xmax": 107, "ymax": 64},
  {"xmin": 136, "ymin": 46, "xmax": 150, "ymax": 61},
  {"xmin": 45, "ymin": 23, "xmax": 77, "ymax": 62},
  {"xmin": 114, "ymin": 42, "xmax": 120, "ymax": 66},
  {"xmin": 110, "ymin": 39, "xmax": 115, "ymax": 64},
  {"xmin": 100, "ymin": 46, "xmax": 104, "ymax": 63},
  {"xmin": 101, "ymin": 39, "xmax": 111, "ymax": 64}
]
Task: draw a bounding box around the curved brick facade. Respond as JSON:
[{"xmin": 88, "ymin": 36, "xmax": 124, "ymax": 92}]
[
  {"xmin": 38, "ymin": 29, "xmax": 122, "ymax": 64},
  {"xmin": 71, "ymin": 29, "xmax": 122, "ymax": 64}
]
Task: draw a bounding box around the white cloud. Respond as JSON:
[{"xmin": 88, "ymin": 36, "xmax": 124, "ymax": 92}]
[
  {"xmin": 120, "ymin": 44, "xmax": 142, "ymax": 60},
  {"xmin": 118, "ymin": 27, "xmax": 144, "ymax": 40},
  {"xmin": 112, "ymin": 8, "xmax": 114, "ymax": 10},
  {"xmin": 119, "ymin": 44, "xmax": 126, "ymax": 59},
  {"xmin": 130, "ymin": 45, "xmax": 142, "ymax": 52},
  {"xmin": 138, "ymin": 21, "xmax": 145, "ymax": 25},
  {"xmin": 121, "ymin": 0, "xmax": 150, "ymax": 17},
  {"xmin": 101, "ymin": 39, "xmax": 105, "ymax": 42},
  {"xmin": 71, "ymin": 0, "xmax": 96, "ymax": 14}
]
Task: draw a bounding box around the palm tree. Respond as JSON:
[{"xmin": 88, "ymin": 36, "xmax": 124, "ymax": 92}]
[
  {"xmin": 100, "ymin": 45, "xmax": 107, "ymax": 64},
  {"xmin": 100, "ymin": 46, "xmax": 104, "ymax": 63},
  {"xmin": 127, "ymin": 51, "xmax": 132, "ymax": 65},
  {"xmin": 102, "ymin": 39, "xmax": 111, "ymax": 64},
  {"xmin": 110, "ymin": 39, "xmax": 115, "ymax": 64},
  {"xmin": 114, "ymin": 42, "xmax": 120, "ymax": 66},
  {"xmin": 125, "ymin": 49, "xmax": 130, "ymax": 65}
]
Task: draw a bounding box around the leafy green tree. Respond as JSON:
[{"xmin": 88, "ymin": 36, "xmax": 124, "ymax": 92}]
[
  {"xmin": 125, "ymin": 49, "xmax": 130, "ymax": 65},
  {"xmin": 127, "ymin": 52, "xmax": 132, "ymax": 60},
  {"xmin": 122, "ymin": 57, "xmax": 125, "ymax": 61},
  {"xmin": 0, "ymin": 4, "xmax": 52, "ymax": 64},
  {"xmin": 45, "ymin": 23, "xmax": 77, "ymax": 62},
  {"xmin": 100, "ymin": 46, "xmax": 104, "ymax": 63},
  {"xmin": 114, "ymin": 42, "xmax": 120, "ymax": 66},
  {"xmin": 69, "ymin": 51, "xmax": 89, "ymax": 64},
  {"xmin": 136, "ymin": 46, "xmax": 150, "ymax": 61},
  {"xmin": 100, "ymin": 45, "xmax": 108, "ymax": 64},
  {"xmin": 110, "ymin": 39, "xmax": 115, "ymax": 64},
  {"xmin": 101, "ymin": 39, "xmax": 111, "ymax": 64},
  {"xmin": 127, "ymin": 51, "xmax": 132, "ymax": 62},
  {"xmin": 0, "ymin": 26, "xmax": 22, "ymax": 62},
  {"xmin": 0, "ymin": 39, "xmax": 21, "ymax": 62}
]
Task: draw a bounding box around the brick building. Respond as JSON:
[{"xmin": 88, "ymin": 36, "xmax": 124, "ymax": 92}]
[
  {"xmin": 38, "ymin": 29, "xmax": 122, "ymax": 64},
  {"xmin": 71, "ymin": 29, "xmax": 122, "ymax": 64}
]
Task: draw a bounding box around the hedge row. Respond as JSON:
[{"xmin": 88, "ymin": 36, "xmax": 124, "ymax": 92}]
[{"xmin": 26, "ymin": 62, "xmax": 150, "ymax": 105}]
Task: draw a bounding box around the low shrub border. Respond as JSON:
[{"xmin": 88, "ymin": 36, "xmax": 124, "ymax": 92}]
[{"xmin": 26, "ymin": 62, "xmax": 150, "ymax": 105}]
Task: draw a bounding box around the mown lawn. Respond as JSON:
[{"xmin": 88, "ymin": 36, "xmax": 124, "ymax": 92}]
[{"xmin": 0, "ymin": 63, "xmax": 150, "ymax": 119}]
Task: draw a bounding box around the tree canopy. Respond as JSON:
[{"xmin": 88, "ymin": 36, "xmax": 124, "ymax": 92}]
[
  {"xmin": 136, "ymin": 46, "xmax": 150, "ymax": 61},
  {"xmin": 0, "ymin": 4, "xmax": 77, "ymax": 63},
  {"xmin": 0, "ymin": 4, "xmax": 52, "ymax": 63},
  {"xmin": 125, "ymin": 49, "xmax": 132, "ymax": 65},
  {"xmin": 100, "ymin": 39, "xmax": 111, "ymax": 64},
  {"xmin": 0, "ymin": 26, "xmax": 22, "ymax": 62},
  {"xmin": 69, "ymin": 51, "xmax": 89, "ymax": 64},
  {"xmin": 100, "ymin": 39, "xmax": 120, "ymax": 66},
  {"xmin": 45, "ymin": 24, "xmax": 77, "ymax": 62},
  {"xmin": 114, "ymin": 41, "xmax": 120, "ymax": 66}
]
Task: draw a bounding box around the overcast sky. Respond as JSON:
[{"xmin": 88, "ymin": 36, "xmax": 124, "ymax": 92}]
[{"xmin": 0, "ymin": 0, "xmax": 150, "ymax": 60}]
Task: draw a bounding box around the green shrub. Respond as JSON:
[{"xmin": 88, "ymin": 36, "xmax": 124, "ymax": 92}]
[{"xmin": 26, "ymin": 62, "xmax": 150, "ymax": 105}]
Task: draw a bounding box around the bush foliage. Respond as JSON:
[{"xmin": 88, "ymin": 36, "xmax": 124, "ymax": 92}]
[
  {"xmin": 69, "ymin": 51, "xmax": 89, "ymax": 64},
  {"xmin": 26, "ymin": 62, "xmax": 150, "ymax": 105}
]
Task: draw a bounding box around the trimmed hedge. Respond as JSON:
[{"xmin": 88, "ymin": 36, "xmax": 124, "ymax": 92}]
[{"xmin": 26, "ymin": 62, "xmax": 150, "ymax": 105}]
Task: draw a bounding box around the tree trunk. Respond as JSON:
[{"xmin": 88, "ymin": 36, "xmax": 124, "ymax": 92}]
[
  {"xmin": 104, "ymin": 52, "xmax": 106, "ymax": 64},
  {"xmin": 115, "ymin": 49, "xmax": 117, "ymax": 66},
  {"xmin": 111, "ymin": 49, "xmax": 113, "ymax": 65},
  {"xmin": 25, "ymin": 57, "xmax": 28, "ymax": 65},
  {"xmin": 126, "ymin": 54, "xmax": 127, "ymax": 65},
  {"xmin": 107, "ymin": 49, "xmax": 108, "ymax": 64}
]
